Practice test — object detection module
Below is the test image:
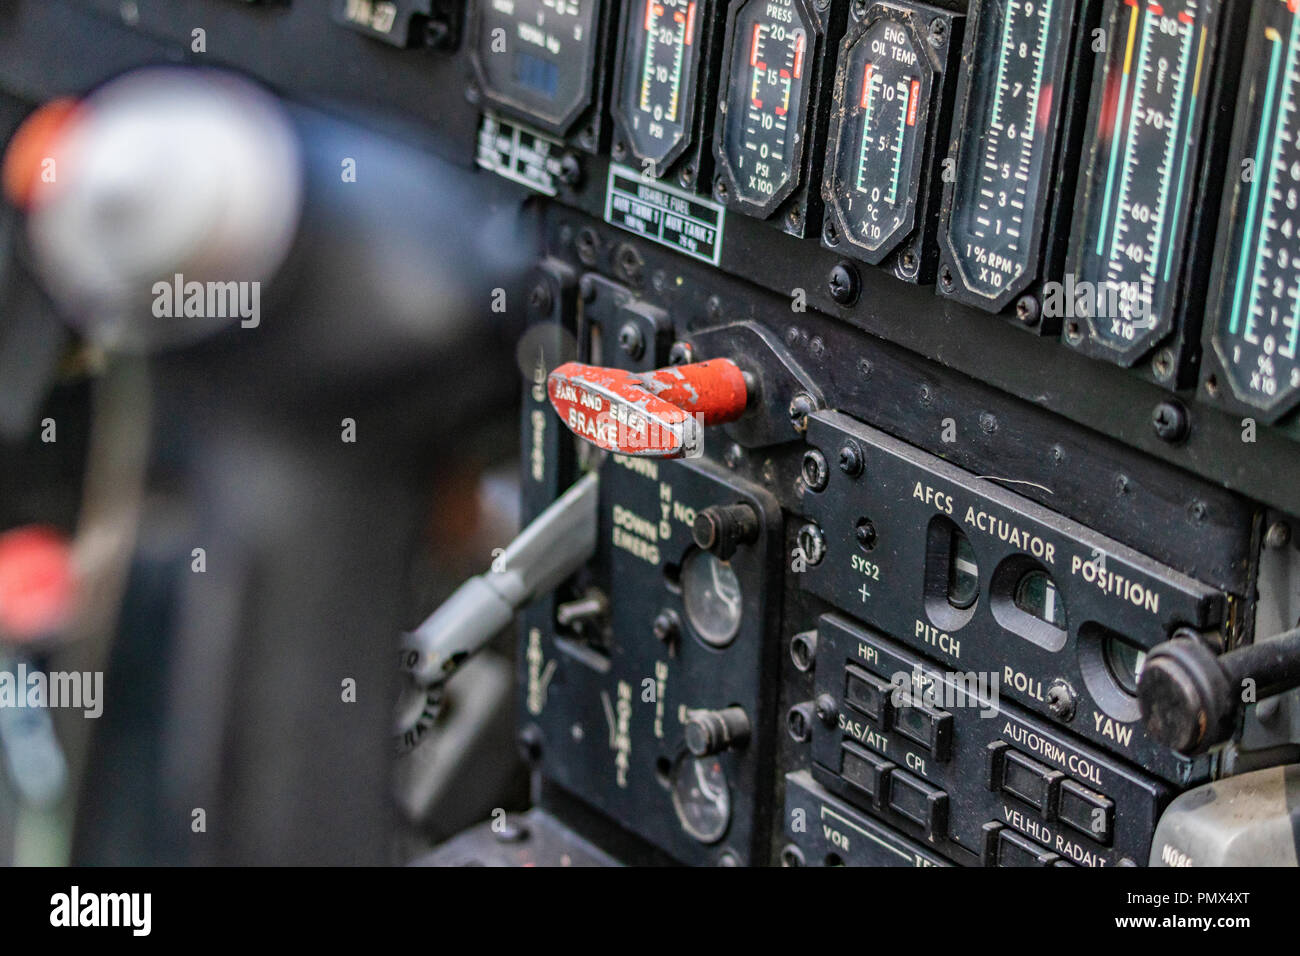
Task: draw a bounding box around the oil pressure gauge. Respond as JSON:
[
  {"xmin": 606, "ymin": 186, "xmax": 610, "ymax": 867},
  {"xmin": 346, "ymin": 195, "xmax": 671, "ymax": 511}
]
[
  {"xmin": 713, "ymin": 0, "xmax": 836, "ymax": 230},
  {"xmin": 823, "ymin": 1, "xmax": 960, "ymax": 282},
  {"xmin": 1067, "ymin": 0, "xmax": 1225, "ymax": 370},
  {"xmin": 1203, "ymin": 0, "xmax": 1300, "ymax": 421},
  {"xmin": 937, "ymin": 0, "xmax": 1096, "ymax": 316},
  {"xmin": 470, "ymin": 0, "xmax": 610, "ymax": 143}
]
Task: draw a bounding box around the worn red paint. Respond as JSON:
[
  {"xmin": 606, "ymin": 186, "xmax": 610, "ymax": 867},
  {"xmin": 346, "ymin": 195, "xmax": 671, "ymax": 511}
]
[{"xmin": 548, "ymin": 359, "xmax": 748, "ymax": 458}]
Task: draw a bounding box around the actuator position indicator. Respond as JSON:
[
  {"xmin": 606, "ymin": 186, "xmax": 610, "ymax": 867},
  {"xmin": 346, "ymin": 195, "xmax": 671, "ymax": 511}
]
[
  {"xmin": 826, "ymin": 9, "xmax": 934, "ymax": 261},
  {"xmin": 472, "ymin": 0, "xmax": 603, "ymax": 136},
  {"xmin": 1206, "ymin": 0, "xmax": 1300, "ymax": 416},
  {"xmin": 939, "ymin": 0, "xmax": 1078, "ymax": 311},
  {"xmin": 716, "ymin": 0, "xmax": 818, "ymax": 214},
  {"xmin": 1069, "ymin": 0, "xmax": 1221, "ymax": 362},
  {"xmin": 616, "ymin": 0, "xmax": 705, "ymax": 171}
]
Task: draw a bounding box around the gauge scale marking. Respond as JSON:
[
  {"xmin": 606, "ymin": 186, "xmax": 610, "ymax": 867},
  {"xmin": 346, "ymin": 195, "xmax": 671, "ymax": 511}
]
[
  {"xmin": 716, "ymin": 0, "xmax": 818, "ymax": 215},
  {"xmin": 1207, "ymin": 0, "xmax": 1300, "ymax": 416},
  {"xmin": 1070, "ymin": 0, "xmax": 1220, "ymax": 364},
  {"xmin": 826, "ymin": 10, "xmax": 935, "ymax": 262},
  {"xmin": 616, "ymin": 0, "xmax": 705, "ymax": 171},
  {"xmin": 940, "ymin": 0, "xmax": 1079, "ymax": 311},
  {"xmin": 473, "ymin": 0, "xmax": 603, "ymax": 137}
]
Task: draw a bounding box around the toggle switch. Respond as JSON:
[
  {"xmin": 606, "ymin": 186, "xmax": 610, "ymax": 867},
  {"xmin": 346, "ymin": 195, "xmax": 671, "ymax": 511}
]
[{"xmin": 547, "ymin": 359, "xmax": 749, "ymax": 458}]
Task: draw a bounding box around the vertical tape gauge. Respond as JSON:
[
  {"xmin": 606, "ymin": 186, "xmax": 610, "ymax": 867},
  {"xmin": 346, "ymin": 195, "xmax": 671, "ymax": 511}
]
[
  {"xmin": 1068, "ymin": 0, "xmax": 1222, "ymax": 368},
  {"xmin": 1203, "ymin": 0, "xmax": 1300, "ymax": 421},
  {"xmin": 937, "ymin": 0, "xmax": 1092, "ymax": 315}
]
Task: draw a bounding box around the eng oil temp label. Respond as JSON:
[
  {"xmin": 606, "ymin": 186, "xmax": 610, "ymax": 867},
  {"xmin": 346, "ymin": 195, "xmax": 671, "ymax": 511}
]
[{"xmin": 604, "ymin": 164, "xmax": 725, "ymax": 266}]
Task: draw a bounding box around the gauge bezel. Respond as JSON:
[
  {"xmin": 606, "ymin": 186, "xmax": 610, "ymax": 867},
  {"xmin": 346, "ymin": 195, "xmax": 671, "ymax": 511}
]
[
  {"xmin": 1065, "ymin": 0, "xmax": 1224, "ymax": 369},
  {"xmin": 712, "ymin": 0, "xmax": 823, "ymax": 220},
  {"xmin": 936, "ymin": 0, "xmax": 1091, "ymax": 316},
  {"xmin": 468, "ymin": 0, "xmax": 607, "ymax": 141},
  {"xmin": 611, "ymin": 0, "xmax": 710, "ymax": 177},
  {"xmin": 823, "ymin": 2, "xmax": 945, "ymax": 267}
]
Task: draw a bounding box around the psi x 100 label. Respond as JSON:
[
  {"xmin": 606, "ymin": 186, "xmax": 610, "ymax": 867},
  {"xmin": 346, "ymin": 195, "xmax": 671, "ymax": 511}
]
[{"xmin": 604, "ymin": 164, "xmax": 725, "ymax": 266}]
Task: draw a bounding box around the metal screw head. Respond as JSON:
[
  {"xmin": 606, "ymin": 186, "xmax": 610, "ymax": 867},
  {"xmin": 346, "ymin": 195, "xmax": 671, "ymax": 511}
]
[
  {"xmin": 838, "ymin": 441, "xmax": 864, "ymax": 477},
  {"xmin": 714, "ymin": 177, "xmax": 730, "ymax": 201},
  {"xmin": 1015, "ymin": 295, "xmax": 1040, "ymax": 327},
  {"xmin": 939, "ymin": 265, "xmax": 955, "ymax": 291},
  {"xmin": 854, "ymin": 518, "xmax": 877, "ymax": 551},
  {"xmin": 1151, "ymin": 400, "xmax": 1190, "ymax": 444},
  {"xmin": 828, "ymin": 262, "xmax": 860, "ymax": 305},
  {"xmin": 1046, "ymin": 679, "xmax": 1077, "ymax": 721},
  {"xmin": 801, "ymin": 449, "xmax": 830, "ymax": 492},
  {"xmin": 822, "ymin": 217, "xmax": 840, "ymax": 247},
  {"xmin": 517, "ymin": 725, "xmax": 544, "ymax": 764},
  {"xmin": 1265, "ymin": 522, "xmax": 1292, "ymax": 549},
  {"xmin": 789, "ymin": 392, "xmax": 817, "ymax": 433},
  {"xmin": 796, "ymin": 523, "xmax": 826, "ymax": 566},
  {"xmin": 558, "ymin": 152, "xmax": 583, "ymax": 187},
  {"xmin": 611, "ymin": 140, "xmax": 627, "ymax": 161},
  {"xmin": 668, "ymin": 340, "xmax": 695, "ymax": 365},
  {"xmin": 723, "ymin": 442, "xmax": 745, "ymax": 469},
  {"xmin": 786, "ymin": 703, "xmax": 814, "ymax": 742},
  {"xmin": 529, "ymin": 282, "xmax": 553, "ymax": 315},
  {"xmin": 814, "ymin": 693, "xmax": 837, "ymax": 726},
  {"xmin": 706, "ymin": 295, "xmax": 723, "ymax": 323},
  {"xmin": 618, "ymin": 321, "xmax": 645, "ymax": 360},
  {"xmin": 652, "ymin": 609, "xmax": 681, "ymax": 643}
]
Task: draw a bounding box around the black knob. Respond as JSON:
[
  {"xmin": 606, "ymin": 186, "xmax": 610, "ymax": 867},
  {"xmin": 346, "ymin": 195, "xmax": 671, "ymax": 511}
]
[
  {"xmin": 1138, "ymin": 626, "xmax": 1300, "ymax": 754},
  {"xmin": 692, "ymin": 503, "xmax": 759, "ymax": 560},
  {"xmin": 684, "ymin": 707, "xmax": 751, "ymax": 756}
]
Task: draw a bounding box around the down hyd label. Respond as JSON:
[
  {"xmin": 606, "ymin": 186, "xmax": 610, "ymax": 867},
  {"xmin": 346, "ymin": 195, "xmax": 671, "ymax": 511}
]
[{"xmin": 795, "ymin": 410, "xmax": 1222, "ymax": 784}]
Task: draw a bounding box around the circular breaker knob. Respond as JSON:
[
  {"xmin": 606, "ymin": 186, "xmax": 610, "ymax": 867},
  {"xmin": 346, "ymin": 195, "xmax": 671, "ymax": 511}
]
[
  {"xmin": 684, "ymin": 706, "xmax": 751, "ymax": 757},
  {"xmin": 547, "ymin": 359, "xmax": 748, "ymax": 459}
]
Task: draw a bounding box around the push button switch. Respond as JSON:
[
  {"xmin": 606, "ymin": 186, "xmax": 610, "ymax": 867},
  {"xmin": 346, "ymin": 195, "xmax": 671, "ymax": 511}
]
[
  {"xmin": 891, "ymin": 695, "xmax": 952, "ymax": 760},
  {"xmin": 844, "ymin": 665, "xmax": 893, "ymax": 726},
  {"xmin": 887, "ymin": 770, "xmax": 948, "ymax": 837},
  {"xmin": 992, "ymin": 744, "xmax": 1062, "ymax": 813},
  {"xmin": 1058, "ymin": 780, "xmax": 1115, "ymax": 846},
  {"xmin": 840, "ymin": 741, "xmax": 893, "ymax": 806},
  {"xmin": 995, "ymin": 827, "xmax": 1061, "ymax": 867}
]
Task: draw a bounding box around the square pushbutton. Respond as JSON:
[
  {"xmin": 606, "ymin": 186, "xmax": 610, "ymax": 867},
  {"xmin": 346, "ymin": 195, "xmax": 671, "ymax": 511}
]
[
  {"xmin": 999, "ymin": 749, "xmax": 1062, "ymax": 813},
  {"xmin": 886, "ymin": 770, "xmax": 948, "ymax": 837},
  {"xmin": 995, "ymin": 828, "xmax": 1061, "ymax": 867},
  {"xmin": 844, "ymin": 665, "xmax": 892, "ymax": 726},
  {"xmin": 891, "ymin": 695, "xmax": 952, "ymax": 760},
  {"xmin": 1057, "ymin": 780, "xmax": 1114, "ymax": 846},
  {"xmin": 840, "ymin": 741, "xmax": 893, "ymax": 805}
]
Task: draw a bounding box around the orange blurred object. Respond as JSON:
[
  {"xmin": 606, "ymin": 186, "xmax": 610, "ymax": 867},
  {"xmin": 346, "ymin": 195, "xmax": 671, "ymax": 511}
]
[
  {"xmin": 2, "ymin": 98, "xmax": 80, "ymax": 210},
  {"xmin": 0, "ymin": 525, "xmax": 76, "ymax": 641}
]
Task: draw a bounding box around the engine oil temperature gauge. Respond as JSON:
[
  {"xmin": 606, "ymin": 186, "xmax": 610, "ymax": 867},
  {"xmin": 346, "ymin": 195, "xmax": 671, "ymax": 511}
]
[
  {"xmin": 822, "ymin": 1, "xmax": 960, "ymax": 281},
  {"xmin": 1203, "ymin": 0, "xmax": 1300, "ymax": 421}
]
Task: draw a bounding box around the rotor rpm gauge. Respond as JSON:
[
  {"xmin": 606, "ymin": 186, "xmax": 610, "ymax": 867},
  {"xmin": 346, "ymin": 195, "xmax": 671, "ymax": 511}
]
[
  {"xmin": 471, "ymin": 0, "xmax": 605, "ymax": 139},
  {"xmin": 714, "ymin": 0, "xmax": 820, "ymax": 218},
  {"xmin": 938, "ymin": 0, "xmax": 1086, "ymax": 313},
  {"xmin": 614, "ymin": 0, "xmax": 707, "ymax": 175},
  {"xmin": 1068, "ymin": 0, "xmax": 1222, "ymax": 366},
  {"xmin": 823, "ymin": 2, "xmax": 957, "ymax": 276},
  {"xmin": 1204, "ymin": 0, "xmax": 1300, "ymax": 419}
]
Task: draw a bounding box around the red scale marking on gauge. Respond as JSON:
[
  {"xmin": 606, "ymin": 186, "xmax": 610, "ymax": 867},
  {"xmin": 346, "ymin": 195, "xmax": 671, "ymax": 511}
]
[
  {"xmin": 793, "ymin": 32, "xmax": 806, "ymax": 80},
  {"xmin": 683, "ymin": 2, "xmax": 696, "ymax": 43},
  {"xmin": 906, "ymin": 78, "xmax": 920, "ymax": 126},
  {"xmin": 1178, "ymin": 8, "xmax": 1193, "ymax": 23},
  {"xmin": 1149, "ymin": 2, "xmax": 1164, "ymax": 15},
  {"xmin": 860, "ymin": 63, "xmax": 874, "ymax": 109},
  {"xmin": 750, "ymin": 23, "xmax": 763, "ymax": 66}
]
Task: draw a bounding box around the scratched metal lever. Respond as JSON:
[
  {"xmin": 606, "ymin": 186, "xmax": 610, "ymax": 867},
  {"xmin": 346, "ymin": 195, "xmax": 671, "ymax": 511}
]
[{"xmin": 547, "ymin": 359, "xmax": 750, "ymax": 458}]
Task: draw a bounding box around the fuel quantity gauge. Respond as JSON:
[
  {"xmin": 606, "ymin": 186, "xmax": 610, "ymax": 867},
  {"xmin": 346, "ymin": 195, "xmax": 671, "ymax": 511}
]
[
  {"xmin": 1068, "ymin": 0, "xmax": 1223, "ymax": 370},
  {"xmin": 937, "ymin": 0, "xmax": 1095, "ymax": 316},
  {"xmin": 823, "ymin": 2, "xmax": 960, "ymax": 281},
  {"xmin": 1203, "ymin": 0, "xmax": 1300, "ymax": 421},
  {"xmin": 613, "ymin": 0, "xmax": 716, "ymax": 181}
]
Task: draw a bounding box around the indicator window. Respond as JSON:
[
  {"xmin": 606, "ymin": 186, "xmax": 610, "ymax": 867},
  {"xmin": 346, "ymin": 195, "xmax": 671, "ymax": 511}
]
[
  {"xmin": 948, "ymin": 532, "xmax": 979, "ymax": 610},
  {"xmin": 990, "ymin": 556, "xmax": 1069, "ymax": 652},
  {"xmin": 513, "ymin": 52, "xmax": 560, "ymax": 98},
  {"xmin": 1014, "ymin": 569, "xmax": 1067, "ymax": 630},
  {"xmin": 924, "ymin": 517, "xmax": 979, "ymax": 632},
  {"xmin": 1103, "ymin": 634, "xmax": 1146, "ymax": 697}
]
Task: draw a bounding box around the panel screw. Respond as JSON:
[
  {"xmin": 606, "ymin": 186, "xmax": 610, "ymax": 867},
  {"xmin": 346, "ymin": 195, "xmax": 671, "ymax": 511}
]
[
  {"xmin": 668, "ymin": 340, "xmax": 695, "ymax": 365},
  {"xmin": 854, "ymin": 518, "xmax": 877, "ymax": 551},
  {"xmin": 1015, "ymin": 295, "xmax": 1040, "ymax": 327},
  {"xmin": 558, "ymin": 152, "xmax": 583, "ymax": 187},
  {"xmin": 796, "ymin": 523, "xmax": 827, "ymax": 567},
  {"xmin": 814, "ymin": 693, "xmax": 837, "ymax": 726},
  {"xmin": 529, "ymin": 282, "xmax": 553, "ymax": 315},
  {"xmin": 1265, "ymin": 521, "xmax": 1292, "ymax": 549},
  {"xmin": 1152, "ymin": 400, "xmax": 1190, "ymax": 444},
  {"xmin": 652, "ymin": 609, "xmax": 681, "ymax": 644},
  {"xmin": 801, "ymin": 449, "xmax": 830, "ymax": 491},
  {"xmin": 517, "ymin": 725, "xmax": 544, "ymax": 765},
  {"xmin": 838, "ymin": 441, "xmax": 864, "ymax": 476},
  {"xmin": 787, "ymin": 703, "xmax": 815, "ymax": 742},
  {"xmin": 1046, "ymin": 679, "xmax": 1077, "ymax": 721},
  {"xmin": 723, "ymin": 442, "xmax": 745, "ymax": 469},
  {"xmin": 828, "ymin": 262, "xmax": 860, "ymax": 305},
  {"xmin": 789, "ymin": 392, "xmax": 817, "ymax": 433},
  {"xmin": 618, "ymin": 321, "xmax": 645, "ymax": 360}
]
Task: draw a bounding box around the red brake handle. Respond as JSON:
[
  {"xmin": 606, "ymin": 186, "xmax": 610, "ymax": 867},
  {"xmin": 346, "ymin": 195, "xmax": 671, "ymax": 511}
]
[{"xmin": 547, "ymin": 359, "xmax": 749, "ymax": 459}]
